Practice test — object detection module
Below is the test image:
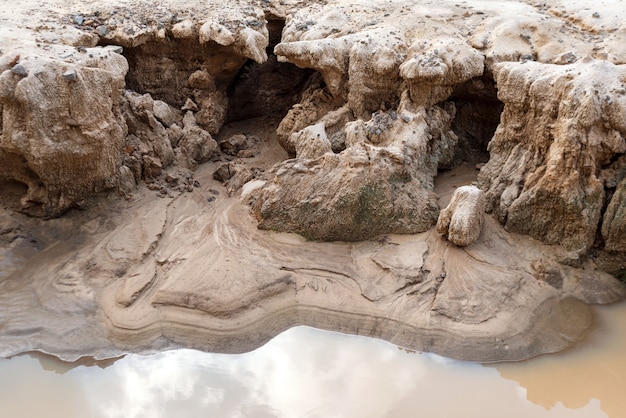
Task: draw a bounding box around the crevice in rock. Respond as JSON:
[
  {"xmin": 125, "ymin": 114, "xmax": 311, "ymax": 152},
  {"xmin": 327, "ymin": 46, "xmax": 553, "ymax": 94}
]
[
  {"xmin": 225, "ymin": 18, "xmax": 316, "ymax": 124},
  {"xmin": 92, "ymin": 17, "xmax": 325, "ymax": 201},
  {"xmin": 442, "ymin": 75, "xmax": 504, "ymax": 169},
  {"xmin": 0, "ymin": 180, "xmax": 28, "ymax": 212},
  {"xmin": 225, "ymin": 56, "xmax": 315, "ymax": 123},
  {"xmin": 106, "ymin": 38, "xmax": 246, "ymax": 108},
  {"xmin": 592, "ymin": 152, "xmax": 626, "ymax": 272}
]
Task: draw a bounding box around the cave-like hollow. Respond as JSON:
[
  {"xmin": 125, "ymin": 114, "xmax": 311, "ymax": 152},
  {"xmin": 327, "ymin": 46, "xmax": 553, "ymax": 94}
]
[
  {"xmin": 442, "ymin": 75, "xmax": 504, "ymax": 170},
  {"xmin": 0, "ymin": 179, "xmax": 28, "ymax": 212},
  {"xmin": 97, "ymin": 19, "xmax": 505, "ymax": 181},
  {"xmin": 226, "ymin": 18, "xmax": 316, "ymax": 124},
  {"xmin": 103, "ymin": 17, "xmax": 317, "ymax": 138}
]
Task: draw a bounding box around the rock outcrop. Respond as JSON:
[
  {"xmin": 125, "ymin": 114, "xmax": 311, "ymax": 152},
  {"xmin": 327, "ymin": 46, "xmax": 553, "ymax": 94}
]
[
  {"xmin": 437, "ymin": 185, "xmax": 486, "ymax": 247},
  {"xmin": 0, "ymin": 46, "xmax": 128, "ymax": 217},
  {"xmin": 478, "ymin": 60, "xmax": 626, "ymax": 253},
  {"xmin": 249, "ymin": 3, "xmax": 489, "ymax": 241},
  {"xmin": 248, "ymin": 95, "xmax": 456, "ymax": 241},
  {"xmin": 0, "ymin": 0, "xmax": 272, "ymax": 216}
]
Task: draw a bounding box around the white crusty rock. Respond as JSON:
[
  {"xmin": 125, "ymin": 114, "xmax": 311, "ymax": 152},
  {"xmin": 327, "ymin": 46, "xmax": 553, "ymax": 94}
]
[
  {"xmin": 437, "ymin": 186, "xmax": 486, "ymax": 247},
  {"xmin": 290, "ymin": 122, "xmax": 333, "ymax": 160}
]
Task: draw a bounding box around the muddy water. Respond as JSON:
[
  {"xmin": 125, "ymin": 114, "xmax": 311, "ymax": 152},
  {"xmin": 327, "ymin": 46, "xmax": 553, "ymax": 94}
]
[{"xmin": 1, "ymin": 302, "xmax": 624, "ymax": 417}]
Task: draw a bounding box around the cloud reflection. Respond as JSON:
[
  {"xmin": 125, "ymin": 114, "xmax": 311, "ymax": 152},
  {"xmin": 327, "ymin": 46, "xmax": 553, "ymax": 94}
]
[{"xmin": 495, "ymin": 301, "xmax": 626, "ymax": 418}]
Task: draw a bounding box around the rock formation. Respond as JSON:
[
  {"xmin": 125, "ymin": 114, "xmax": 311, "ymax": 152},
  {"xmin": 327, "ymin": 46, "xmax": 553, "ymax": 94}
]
[
  {"xmin": 437, "ymin": 185, "xmax": 486, "ymax": 247},
  {"xmin": 478, "ymin": 60, "xmax": 626, "ymax": 254},
  {"xmin": 248, "ymin": 94, "xmax": 454, "ymax": 241},
  {"xmin": 0, "ymin": 0, "xmax": 625, "ymax": 364},
  {"xmin": 0, "ymin": 46, "xmax": 128, "ymax": 217}
]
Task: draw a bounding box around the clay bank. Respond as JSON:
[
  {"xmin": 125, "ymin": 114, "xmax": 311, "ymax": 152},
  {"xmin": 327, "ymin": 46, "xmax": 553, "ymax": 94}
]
[{"xmin": 0, "ymin": 0, "xmax": 625, "ymax": 363}]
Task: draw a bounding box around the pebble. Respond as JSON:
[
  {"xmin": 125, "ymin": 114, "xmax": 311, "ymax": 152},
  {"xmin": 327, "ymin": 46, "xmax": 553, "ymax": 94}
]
[
  {"xmin": 520, "ymin": 54, "xmax": 534, "ymax": 62},
  {"xmin": 560, "ymin": 51, "xmax": 577, "ymax": 63},
  {"xmin": 182, "ymin": 98, "xmax": 199, "ymax": 112},
  {"xmin": 106, "ymin": 45, "xmax": 123, "ymax": 54},
  {"xmin": 96, "ymin": 25, "xmax": 108, "ymax": 36},
  {"xmin": 73, "ymin": 15, "xmax": 84, "ymax": 25},
  {"xmin": 10, "ymin": 64, "xmax": 28, "ymax": 76},
  {"xmin": 62, "ymin": 69, "xmax": 77, "ymax": 81},
  {"xmin": 592, "ymin": 12, "xmax": 600, "ymax": 18}
]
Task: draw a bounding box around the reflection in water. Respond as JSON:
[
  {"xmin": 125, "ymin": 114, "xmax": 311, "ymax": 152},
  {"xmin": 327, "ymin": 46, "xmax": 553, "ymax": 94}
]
[
  {"xmin": 30, "ymin": 352, "xmax": 123, "ymax": 374},
  {"xmin": 495, "ymin": 301, "xmax": 626, "ymax": 418},
  {"xmin": 3, "ymin": 302, "xmax": 626, "ymax": 418}
]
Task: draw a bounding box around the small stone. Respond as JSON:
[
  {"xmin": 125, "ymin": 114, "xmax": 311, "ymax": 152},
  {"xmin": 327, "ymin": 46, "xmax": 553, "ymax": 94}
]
[
  {"xmin": 165, "ymin": 174, "xmax": 179, "ymax": 185},
  {"xmin": 207, "ymin": 196, "xmax": 216, "ymax": 203},
  {"xmin": 10, "ymin": 64, "xmax": 28, "ymax": 77},
  {"xmin": 437, "ymin": 185, "xmax": 486, "ymax": 247},
  {"xmin": 73, "ymin": 15, "xmax": 84, "ymax": 25},
  {"xmin": 59, "ymin": 52, "xmax": 73, "ymax": 59},
  {"xmin": 181, "ymin": 98, "xmax": 198, "ymax": 112},
  {"xmin": 146, "ymin": 182, "xmax": 161, "ymax": 191},
  {"xmin": 62, "ymin": 69, "xmax": 77, "ymax": 81},
  {"xmin": 153, "ymin": 100, "xmax": 179, "ymax": 127},
  {"xmin": 219, "ymin": 134, "xmax": 248, "ymax": 156},
  {"xmin": 106, "ymin": 45, "xmax": 123, "ymax": 54},
  {"xmin": 142, "ymin": 156, "xmax": 163, "ymax": 179},
  {"xmin": 188, "ymin": 70, "xmax": 214, "ymax": 90},
  {"xmin": 237, "ymin": 149, "xmax": 255, "ymax": 158},
  {"xmin": 213, "ymin": 163, "xmax": 232, "ymax": 181},
  {"xmin": 592, "ymin": 12, "xmax": 600, "ymax": 18},
  {"xmin": 560, "ymin": 52, "xmax": 577, "ymax": 64},
  {"xmin": 96, "ymin": 25, "xmax": 108, "ymax": 36}
]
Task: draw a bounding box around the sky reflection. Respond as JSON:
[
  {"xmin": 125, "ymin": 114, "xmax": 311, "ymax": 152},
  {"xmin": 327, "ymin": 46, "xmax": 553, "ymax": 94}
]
[{"xmin": 0, "ymin": 325, "xmax": 611, "ymax": 418}]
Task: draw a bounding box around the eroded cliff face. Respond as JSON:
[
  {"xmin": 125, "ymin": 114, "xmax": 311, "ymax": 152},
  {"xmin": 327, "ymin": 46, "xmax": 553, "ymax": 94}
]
[
  {"xmin": 1, "ymin": 0, "xmax": 625, "ymax": 363},
  {"xmin": 0, "ymin": 46, "xmax": 128, "ymax": 217},
  {"xmin": 0, "ymin": 0, "xmax": 274, "ymax": 216},
  {"xmin": 479, "ymin": 60, "xmax": 626, "ymax": 255}
]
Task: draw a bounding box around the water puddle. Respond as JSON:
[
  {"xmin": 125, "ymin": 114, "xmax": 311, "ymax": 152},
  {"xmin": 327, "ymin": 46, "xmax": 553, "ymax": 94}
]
[
  {"xmin": 493, "ymin": 301, "xmax": 626, "ymax": 418},
  {"xmin": 4, "ymin": 301, "xmax": 626, "ymax": 417}
]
